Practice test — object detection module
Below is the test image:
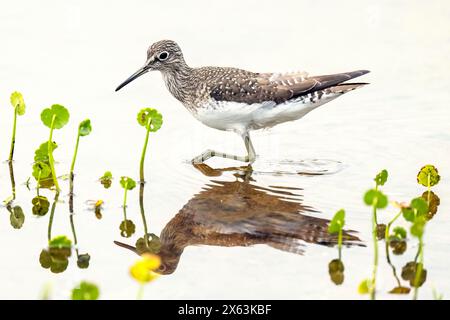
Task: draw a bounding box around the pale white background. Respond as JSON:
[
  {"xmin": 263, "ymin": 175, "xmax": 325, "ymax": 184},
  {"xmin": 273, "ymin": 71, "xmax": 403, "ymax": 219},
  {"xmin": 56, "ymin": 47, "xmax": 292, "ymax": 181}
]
[{"xmin": 0, "ymin": 0, "xmax": 449, "ymax": 299}]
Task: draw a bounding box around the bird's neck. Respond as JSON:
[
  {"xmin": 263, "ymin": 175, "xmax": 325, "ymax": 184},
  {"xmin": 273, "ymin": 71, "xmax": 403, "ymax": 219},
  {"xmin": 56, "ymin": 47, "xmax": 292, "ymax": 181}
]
[{"xmin": 161, "ymin": 62, "xmax": 194, "ymax": 104}]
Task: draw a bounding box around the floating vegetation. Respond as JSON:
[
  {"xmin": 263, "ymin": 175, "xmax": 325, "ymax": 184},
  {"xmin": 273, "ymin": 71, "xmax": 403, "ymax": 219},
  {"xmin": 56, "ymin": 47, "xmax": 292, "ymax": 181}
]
[
  {"xmin": 69, "ymin": 119, "xmax": 92, "ymax": 209},
  {"xmin": 359, "ymin": 169, "xmax": 389, "ymax": 299},
  {"xmin": 8, "ymin": 92, "xmax": 26, "ymax": 163},
  {"xmin": 328, "ymin": 209, "xmax": 345, "ymax": 285},
  {"xmin": 32, "ymin": 196, "xmax": 50, "ymax": 216},
  {"xmin": 120, "ymin": 176, "xmax": 136, "ymax": 238},
  {"xmin": 100, "ymin": 171, "xmax": 113, "ymax": 189},
  {"xmin": 71, "ymin": 281, "xmax": 99, "ymax": 300},
  {"xmin": 40, "ymin": 104, "xmax": 70, "ymax": 192},
  {"xmin": 39, "ymin": 235, "xmax": 72, "ymax": 274}
]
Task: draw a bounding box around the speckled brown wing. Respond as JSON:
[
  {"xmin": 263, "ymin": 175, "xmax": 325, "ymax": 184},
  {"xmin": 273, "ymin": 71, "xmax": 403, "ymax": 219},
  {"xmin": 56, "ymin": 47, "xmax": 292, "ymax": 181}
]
[{"xmin": 210, "ymin": 69, "xmax": 370, "ymax": 104}]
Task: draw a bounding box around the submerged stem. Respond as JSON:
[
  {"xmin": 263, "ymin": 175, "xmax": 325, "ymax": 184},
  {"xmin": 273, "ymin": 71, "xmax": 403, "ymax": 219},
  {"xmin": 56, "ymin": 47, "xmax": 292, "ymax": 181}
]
[
  {"xmin": 338, "ymin": 228, "xmax": 343, "ymax": 260},
  {"xmin": 385, "ymin": 213, "xmax": 403, "ymax": 287},
  {"xmin": 69, "ymin": 213, "xmax": 79, "ymax": 257},
  {"xmin": 47, "ymin": 191, "xmax": 60, "ymax": 241},
  {"xmin": 8, "ymin": 159, "xmax": 16, "ymax": 202},
  {"xmin": 413, "ymin": 237, "xmax": 424, "ymax": 300},
  {"xmin": 9, "ymin": 107, "xmax": 17, "ymax": 162},
  {"xmin": 48, "ymin": 115, "xmax": 60, "ymax": 192}
]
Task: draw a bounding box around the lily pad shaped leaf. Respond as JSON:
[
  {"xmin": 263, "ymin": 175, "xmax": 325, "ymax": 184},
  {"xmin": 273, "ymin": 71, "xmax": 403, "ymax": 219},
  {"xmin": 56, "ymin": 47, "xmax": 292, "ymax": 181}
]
[
  {"xmin": 120, "ymin": 176, "xmax": 136, "ymax": 190},
  {"xmin": 137, "ymin": 108, "xmax": 163, "ymax": 132},
  {"xmin": 35, "ymin": 141, "xmax": 58, "ymax": 162},
  {"xmin": 10, "ymin": 206, "xmax": 25, "ymax": 229},
  {"xmin": 32, "ymin": 161, "xmax": 51, "ymax": 180},
  {"xmin": 79, "ymin": 119, "xmax": 92, "ymax": 136},
  {"xmin": 364, "ymin": 189, "xmax": 388, "ymax": 209},
  {"xmin": 49, "ymin": 235, "xmax": 72, "ymax": 249},
  {"xmin": 417, "ymin": 165, "xmax": 440, "ymax": 187},
  {"xmin": 41, "ymin": 104, "xmax": 70, "ymax": 129},
  {"xmin": 10, "ymin": 91, "xmax": 26, "ymax": 115},
  {"xmin": 71, "ymin": 281, "xmax": 99, "ymax": 300}
]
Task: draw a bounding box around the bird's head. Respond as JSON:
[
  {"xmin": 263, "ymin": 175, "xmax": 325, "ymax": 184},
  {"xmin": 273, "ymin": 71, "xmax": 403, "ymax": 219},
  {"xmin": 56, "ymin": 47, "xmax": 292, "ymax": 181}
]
[{"xmin": 115, "ymin": 39, "xmax": 184, "ymax": 92}]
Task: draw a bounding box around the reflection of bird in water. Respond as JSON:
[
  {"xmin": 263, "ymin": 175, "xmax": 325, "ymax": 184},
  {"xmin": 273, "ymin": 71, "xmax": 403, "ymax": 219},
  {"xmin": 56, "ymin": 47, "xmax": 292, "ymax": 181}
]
[{"xmin": 116, "ymin": 168, "xmax": 361, "ymax": 274}]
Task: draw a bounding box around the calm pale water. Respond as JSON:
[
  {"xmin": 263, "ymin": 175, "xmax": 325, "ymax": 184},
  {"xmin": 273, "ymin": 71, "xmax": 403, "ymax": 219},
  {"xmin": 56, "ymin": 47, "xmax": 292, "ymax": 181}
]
[{"xmin": 0, "ymin": 0, "xmax": 449, "ymax": 299}]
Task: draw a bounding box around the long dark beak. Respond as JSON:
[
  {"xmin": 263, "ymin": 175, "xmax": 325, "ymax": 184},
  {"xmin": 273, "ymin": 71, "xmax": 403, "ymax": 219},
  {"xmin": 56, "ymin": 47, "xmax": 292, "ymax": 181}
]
[{"xmin": 115, "ymin": 66, "xmax": 150, "ymax": 92}]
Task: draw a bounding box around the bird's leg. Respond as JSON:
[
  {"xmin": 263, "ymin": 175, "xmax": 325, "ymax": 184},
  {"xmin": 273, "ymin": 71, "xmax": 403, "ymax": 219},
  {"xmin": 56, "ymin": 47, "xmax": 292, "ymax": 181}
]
[{"xmin": 191, "ymin": 131, "xmax": 256, "ymax": 164}]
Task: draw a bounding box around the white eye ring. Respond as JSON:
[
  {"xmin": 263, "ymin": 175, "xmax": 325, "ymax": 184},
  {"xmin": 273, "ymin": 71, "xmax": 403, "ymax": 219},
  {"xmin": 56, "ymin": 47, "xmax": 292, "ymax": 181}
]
[{"xmin": 158, "ymin": 51, "xmax": 169, "ymax": 61}]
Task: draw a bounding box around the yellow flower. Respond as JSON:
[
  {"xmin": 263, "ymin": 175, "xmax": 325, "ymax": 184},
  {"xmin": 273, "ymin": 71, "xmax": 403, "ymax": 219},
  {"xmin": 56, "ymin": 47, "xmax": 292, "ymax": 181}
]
[{"xmin": 129, "ymin": 254, "xmax": 161, "ymax": 283}]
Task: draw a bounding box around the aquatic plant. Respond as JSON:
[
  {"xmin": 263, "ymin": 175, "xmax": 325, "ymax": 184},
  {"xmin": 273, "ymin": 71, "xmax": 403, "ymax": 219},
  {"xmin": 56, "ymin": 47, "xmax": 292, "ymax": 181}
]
[
  {"xmin": 69, "ymin": 119, "xmax": 92, "ymax": 207},
  {"xmin": 359, "ymin": 169, "xmax": 388, "ymax": 299},
  {"xmin": 407, "ymin": 165, "xmax": 440, "ymax": 300},
  {"xmin": 71, "ymin": 281, "xmax": 99, "ymax": 300},
  {"xmin": 328, "ymin": 209, "xmax": 346, "ymax": 285},
  {"xmin": 40, "ymin": 104, "xmax": 70, "ymax": 192},
  {"xmin": 129, "ymin": 253, "xmax": 161, "ymax": 299},
  {"xmin": 120, "ymin": 176, "xmax": 136, "ymax": 237},
  {"xmin": 39, "ymin": 235, "xmax": 72, "ymax": 274},
  {"xmin": 137, "ymin": 108, "xmax": 163, "ymax": 183},
  {"xmin": 100, "ymin": 171, "xmax": 113, "ymax": 189},
  {"xmin": 8, "ymin": 92, "xmax": 26, "ymax": 162}
]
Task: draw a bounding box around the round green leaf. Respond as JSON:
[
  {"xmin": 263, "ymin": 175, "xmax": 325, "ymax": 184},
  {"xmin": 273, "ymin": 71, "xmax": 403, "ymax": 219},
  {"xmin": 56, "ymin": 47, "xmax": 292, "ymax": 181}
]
[
  {"xmin": 374, "ymin": 169, "xmax": 388, "ymax": 187},
  {"xmin": 10, "ymin": 206, "xmax": 25, "ymax": 229},
  {"xmin": 71, "ymin": 281, "xmax": 99, "ymax": 300},
  {"xmin": 328, "ymin": 209, "xmax": 345, "ymax": 234},
  {"xmin": 363, "ymin": 189, "xmax": 388, "ymax": 209},
  {"xmin": 411, "ymin": 197, "xmax": 428, "ymax": 216},
  {"xmin": 417, "ymin": 165, "xmax": 440, "ymax": 187},
  {"xmin": 10, "ymin": 91, "xmax": 26, "ymax": 115},
  {"xmin": 411, "ymin": 215, "xmax": 426, "ymax": 238},
  {"xmin": 32, "ymin": 161, "xmax": 51, "ymax": 180},
  {"xmin": 136, "ymin": 233, "xmax": 162, "ymax": 255},
  {"xmin": 40, "ymin": 104, "xmax": 70, "ymax": 129},
  {"xmin": 120, "ymin": 176, "xmax": 136, "ymax": 190},
  {"xmin": 120, "ymin": 219, "xmax": 136, "ymax": 238},
  {"xmin": 393, "ymin": 226, "xmax": 407, "ymax": 239},
  {"xmin": 32, "ymin": 196, "xmax": 50, "ymax": 216},
  {"xmin": 100, "ymin": 171, "xmax": 112, "ymax": 189},
  {"xmin": 49, "ymin": 235, "xmax": 72, "ymax": 249},
  {"xmin": 137, "ymin": 108, "xmax": 163, "ymax": 132},
  {"xmin": 78, "ymin": 119, "xmax": 92, "ymax": 136},
  {"xmin": 34, "ymin": 141, "xmax": 57, "ymax": 162}
]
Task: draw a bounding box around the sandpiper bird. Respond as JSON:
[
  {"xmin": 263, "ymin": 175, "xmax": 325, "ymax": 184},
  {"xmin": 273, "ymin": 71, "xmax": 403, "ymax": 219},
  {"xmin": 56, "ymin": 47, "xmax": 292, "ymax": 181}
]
[{"xmin": 116, "ymin": 40, "xmax": 369, "ymax": 164}]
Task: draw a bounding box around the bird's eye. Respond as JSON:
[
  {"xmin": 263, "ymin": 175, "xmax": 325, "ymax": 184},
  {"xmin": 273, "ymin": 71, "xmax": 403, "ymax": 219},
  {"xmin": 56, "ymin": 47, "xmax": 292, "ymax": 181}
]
[{"xmin": 158, "ymin": 51, "xmax": 169, "ymax": 61}]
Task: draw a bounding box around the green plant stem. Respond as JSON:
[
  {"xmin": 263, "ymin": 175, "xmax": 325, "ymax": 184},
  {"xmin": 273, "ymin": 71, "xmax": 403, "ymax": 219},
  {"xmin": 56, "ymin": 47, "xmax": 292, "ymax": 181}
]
[
  {"xmin": 384, "ymin": 213, "xmax": 403, "ymax": 288},
  {"xmin": 371, "ymin": 204, "xmax": 378, "ymax": 300},
  {"xmin": 427, "ymin": 174, "xmax": 431, "ymax": 205},
  {"xmin": 140, "ymin": 182, "xmax": 150, "ymax": 245},
  {"xmin": 47, "ymin": 191, "xmax": 60, "ymax": 241},
  {"xmin": 8, "ymin": 159, "xmax": 16, "ymax": 201},
  {"xmin": 69, "ymin": 213, "xmax": 79, "ymax": 257},
  {"xmin": 139, "ymin": 119, "xmax": 152, "ymax": 183},
  {"xmin": 37, "ymin": 170, "xmax": 42, "ymax": 197},
  {"xmin": 70, "ymin": 133, "xmax": 80, "ymax": 174},
  {"xmin": 123, "ymin": 187, "xmax": 128, "ymax": 209},
  {"xmin": 9, "ymin": 107, "xmax": 17, "ymax": 162},
  {"xmin": 48, "ymin": 115, "xmax": 60, "ymax": 192},
  {"xmin": 413, "ymin": 237, "xmax": 424, "ymax": 300},
  {"xmin": 338, "ymin": 228, "xmax": 343, "ymax": 260}
]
